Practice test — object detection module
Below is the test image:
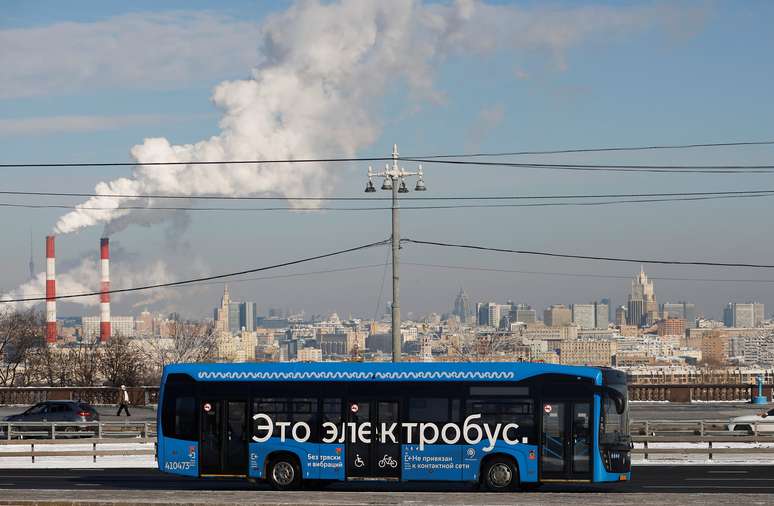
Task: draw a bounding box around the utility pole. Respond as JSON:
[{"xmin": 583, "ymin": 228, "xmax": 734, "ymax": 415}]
[{"xmin": 365, "ymin": 144, "xmax": 426, "ymax": 362}]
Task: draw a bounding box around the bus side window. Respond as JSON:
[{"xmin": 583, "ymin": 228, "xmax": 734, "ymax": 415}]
[
  {"xmin": 322, "ymin": 399, "xmax": 342, "ymax": 423},
  {"xmin": 253, "ymin": 398, "xmax": 288, "ymax": 438},
  {"xmin": 253, "ymin": 398, "xmax": 318, "ymax": 440},
  {"xmin": 291, "ymin": 398, "xmax": 317, "ymax": 440},
  {"xmin": 408, "ymin": 398, "xmax": 449, "ymax": 423},
  {"xmin": 465, "ymin": 399, "xmax": 535, "ymax": 441},
  {"xmin": 161, "ymin": 382, "xmax": 196, "ymax": 441}
]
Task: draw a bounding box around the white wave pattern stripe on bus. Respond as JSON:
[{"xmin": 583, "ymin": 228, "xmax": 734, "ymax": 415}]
[{"xmin": 195, "ymin": 371, "xmax": 516, "ymax": 381}]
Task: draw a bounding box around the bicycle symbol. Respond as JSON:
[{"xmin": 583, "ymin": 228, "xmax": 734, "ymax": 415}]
[
  {"xmin": 378, "ymin": 454, "xmax": 398, "ymax": 468},
  {"xmin": 354, "ymin": 454, "xmax": 365, "ymax": 468}
]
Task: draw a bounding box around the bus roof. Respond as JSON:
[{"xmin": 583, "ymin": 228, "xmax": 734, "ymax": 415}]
[{"xmin": 162, "ymin": 361, "xmax": 603, "ymax": 384}]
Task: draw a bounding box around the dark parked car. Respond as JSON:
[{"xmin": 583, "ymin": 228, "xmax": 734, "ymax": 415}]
[{"xmin": 3, "ymin": 401, "xmax": 100, "ymax": 423}]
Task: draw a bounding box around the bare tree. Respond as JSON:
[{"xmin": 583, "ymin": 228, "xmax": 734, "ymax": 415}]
[
  {"xmin": 142, "ymin": 321, "xmax": 217, "ymax": 383},
  {"xmin": 0, "ymin": 309, "xmax": 44, "ymax": 386},
  {"xmin": 25, "ymin": 345, "xmax": 72, "ymax": 386},
  {"xmin": 447, "ymin": 331, "xmax": 523, "ymax": 362},
  {"xmin": 68, "ymin": 341, "xmax": 101, "ymax": 387},
  {"xmin": 99, "ymin": 334, "xmax": 146, "ymax": 387}
]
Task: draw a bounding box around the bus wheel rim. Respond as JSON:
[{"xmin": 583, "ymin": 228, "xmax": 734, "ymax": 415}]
[
  {"xmin": 488, "ymin": 463, "xmax": 512, "ymax": 488},
  {"xmin": 272, "ymin": 461, "xmax": 295, "ymax": 485}
]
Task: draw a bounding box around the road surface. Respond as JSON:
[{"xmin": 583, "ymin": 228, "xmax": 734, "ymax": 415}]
[{"xmin": 0, "ymin": 466, "xmax": 772, "ymax": 505}]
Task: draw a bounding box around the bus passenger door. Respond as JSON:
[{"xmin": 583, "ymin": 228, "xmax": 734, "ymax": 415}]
[
  {"xmin": 224, "ymin": 401, "xmax": 248, "ymax": 474},
  {"xmin": 345, "ymin": 399, "xmax": 371, "ymax": 478},
  {"xmin": 373, "ymin": 401, "xmax": 401, "ymax": 479},
  {"xmin": 199, "ymin": 399, "xmax": 248, "ymax": 476},
  {"xmin": 540, "ymin": 400, "xmax": 592, "ymax": 481},
  {"xmin": 345, "ymin": 400, "xmax": 401, "ymax": 479}
]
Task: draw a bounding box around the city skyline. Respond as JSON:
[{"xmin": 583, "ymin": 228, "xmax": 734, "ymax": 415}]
[
  {"xmin": 56, "ymin": 265, "xmax": 768, "ymax": 328},
  {"xmin": 2, "ymin": 1, "xmax": 774, "ymax": 320}
]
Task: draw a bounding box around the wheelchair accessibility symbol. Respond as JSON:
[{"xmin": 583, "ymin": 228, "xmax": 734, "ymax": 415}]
[{"xmin": 354, "ymin": 454, "xmax": 365, "ymax": 468}]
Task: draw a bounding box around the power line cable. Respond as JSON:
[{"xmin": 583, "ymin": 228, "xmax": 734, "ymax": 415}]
[
  {"xmin": 402, "ymin": 239, "xmax": 774, "ymax": 269},
  {"xmin": 2, "ymin": 137, "xmax": 774, "ymax": 172},
  {"xmin": 0, "ymin": 239, "xmax": 389, "ymax": 303},
  {"xmin": 17, "ymin": 259, "xmax": 774, "ymax": 300},
  {"xmin": 0, "ymin": 156, "xmax": 393, "ymax": 169},
  {"xmin": 2, "ymin": 193, "xmax": 773, "ymax": 213},
  {"xmin": 2, "ymin": 188, "xmax": 774, "ymax": 201},
  {"xmin": 405, "ymin": 158, "xmax": 774, "ymax": 174},
  {"xmin": 409, "ymin": 140, "xmax": 774, "ymax": 159},
  {"xmin": 3, "ymin": 139, "xmax": 774, "ymax": 169},
  {"xmin": 15, "ymin": 263, "xmax": 389, "ymax": 298}
]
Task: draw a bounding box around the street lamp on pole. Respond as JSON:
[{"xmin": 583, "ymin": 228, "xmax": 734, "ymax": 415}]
[{"xmin": 365, "ymin": 144, "xmax": 426, "ymax": 362}]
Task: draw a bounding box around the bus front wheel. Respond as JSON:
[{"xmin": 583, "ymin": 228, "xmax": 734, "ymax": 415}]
[
  {"xmin": 267, "ymin": 456, "xmax": 302, "ymax": 491},
  {"xmin": 481, "ymin": 456, "xmax": 519, "ymax": 492}
]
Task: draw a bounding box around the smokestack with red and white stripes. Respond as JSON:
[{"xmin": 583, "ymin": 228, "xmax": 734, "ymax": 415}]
[
  {"xmin": 45, "ymin": 235, "xmax": 56, "ymax": 344},
  {"xmin": 100, "ymin": 237, "xmax": 111, "ymax": 343}
]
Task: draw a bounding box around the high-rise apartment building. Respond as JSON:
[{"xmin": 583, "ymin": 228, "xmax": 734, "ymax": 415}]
[
  {"xmin": 81, "ymin": 316, "xmax": 134, "ymax": 342},
  {"xmin": 476, "ymin": 303, "xmax": 489, "ymax": 326},
  {"xmin": 600, "ymin": 298, "xmax": 612, "ymax": 322},
  {"xmin": 628, "ymin": 266, "xmax": 657, "ymax": 327},
  {"xmin": 228, "ymin": 303, "xmax": 241, "ymax": 334},
  {"xmin": 214, "ymin": 286, "xmax": 258, "ymax": 334},
  {"xmin": 724, "ymin": 302, "xmax": 765, "ymax": 328},
  {"xmin": 661, "ymin": 302, "xmax": 697, "ymax": 327},
  {"xmin": 475, "ymin": 302, "xmax": 505, "ymax": 328},
  {"xmin": 572, "ymin": 302, "xmax": 608, "ymax": 329},
  {"xmin": 544, "ymin": 305, "xmax": 572, "ymax": 327},
  {"xmin": 595, "ymin": 302, "xmax": 609, "ymax": 329},
  {"xmin": 514, "ymin": 304, "xmax": 537, "ymax": 324},
  {"xmin": 239, "ymin": 302, "xmax": 257, "ymax": 332},
  {"xmin": 572, "ymin": 304, "xmax": 596, "ymax": 330}
]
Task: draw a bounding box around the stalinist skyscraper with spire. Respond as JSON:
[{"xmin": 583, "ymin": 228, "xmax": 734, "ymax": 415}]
[
  {"xmin": 215, "ymin": 284, "xmax": 232, "ymax": 335},
  {"xmin": 628, "ymin": 266, "xmax": 658, "ymax": 327}
]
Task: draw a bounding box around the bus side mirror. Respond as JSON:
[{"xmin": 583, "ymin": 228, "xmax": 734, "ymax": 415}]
[{"xmin": 605, "ymin": 387, "xmax": 626, "ymax": 415}]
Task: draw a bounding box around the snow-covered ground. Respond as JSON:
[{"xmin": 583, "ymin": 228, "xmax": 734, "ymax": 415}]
[
  {"xmin": 633, "ymin": 441, "xmax": 774, "ymax": 464},
  {"xmin": 0, "ymin": 442, "xmax": 156, "ymax": 469}
]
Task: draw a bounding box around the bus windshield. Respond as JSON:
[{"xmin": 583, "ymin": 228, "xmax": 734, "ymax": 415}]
[{"xmin": 600, "ymin": 370, "xmax": 630, "ymax": 446}]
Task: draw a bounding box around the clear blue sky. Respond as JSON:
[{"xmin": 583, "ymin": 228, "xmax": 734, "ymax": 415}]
[{"xmin": 1, "ymin": 1, "xmax": 773, "ymax": 320}]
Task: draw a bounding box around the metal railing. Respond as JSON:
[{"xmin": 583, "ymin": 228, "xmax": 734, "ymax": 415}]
[
  {"xmin": 629, "ymin": 419, "xmax": 774, "ymax": 460},
  {"xmin": 0, "ymin": 386, "xmax": 159, "ymax": 406},
  {"xmin": 0, "ymin": 421, "xmax": 157, "ymax": 463},
  {"xmin": 0, "ymin": 439, "xmax": 156, "ymax": 463},
  {"xmin": 0, "ymin": 383, "xmax": 768, "ymax": 404},
  {"xmin": 630, "ymin": 419, "xmax": 771, "ymax": 437},
  {"xmin": 0, "ymin": 421, "xmax": 156, "ymax": 440}
]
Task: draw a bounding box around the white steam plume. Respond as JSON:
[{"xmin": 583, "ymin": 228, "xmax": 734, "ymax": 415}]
[
  {"xmin": 54, "ymin": 0, "xmax": 685, "ymax": 236},
  {"xmin": 1, "ymin": 253, "xmax": 176, "ymax": 312}
]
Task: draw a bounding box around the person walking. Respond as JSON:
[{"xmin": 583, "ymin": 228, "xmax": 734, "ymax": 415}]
[{"xmin": 116, "ymin": 385, "xmax": 131, "ymax": 417}]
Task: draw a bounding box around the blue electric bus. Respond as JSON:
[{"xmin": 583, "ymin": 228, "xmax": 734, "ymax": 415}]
[{"xmin": 157, "ymin": 362, "xmax": 630, "ymax": 491}]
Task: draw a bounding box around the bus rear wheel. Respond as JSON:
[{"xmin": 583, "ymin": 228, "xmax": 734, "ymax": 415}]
[
  {"xmin": 267, "ymin": 456, "xmax": 302, "ymax": 491},
  {"xmin": 481, "ymin": 456, "xmax": 519, "ymax": 492}
]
